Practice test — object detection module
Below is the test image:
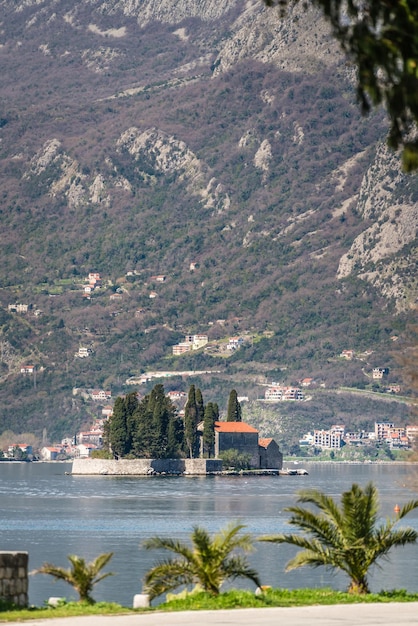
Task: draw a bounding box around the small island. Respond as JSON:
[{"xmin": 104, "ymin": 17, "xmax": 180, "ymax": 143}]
[{"xmin": 72, "ymin": 384, "xmax": 283, "ymax": 475}]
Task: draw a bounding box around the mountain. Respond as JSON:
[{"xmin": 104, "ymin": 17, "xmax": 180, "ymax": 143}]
[{"xmin": 0, "ymin": 0, "xmax": 416, "ymax": 445}]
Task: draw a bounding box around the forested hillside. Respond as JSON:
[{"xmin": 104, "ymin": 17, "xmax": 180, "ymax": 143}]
[{"xmin": 0, "ymin": 0, "xmax": 416, "ymax": 444}]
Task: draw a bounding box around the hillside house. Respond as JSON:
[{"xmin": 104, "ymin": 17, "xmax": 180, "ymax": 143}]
[
  {"xmin": 406, "ymin": 425, "xmax": 418, "ymax": 441},
  {"xmin": 76, "ymin": 347, "xmax": 90, "ymax": 358},
  {"xmin": 88, "ymin": 272, "xmax": 101, "ymax": 284},
  {"xmin": 299, "ymin": 432, "xmax": 314, "ymax": 447},
  {"xmin": 151, "ymin": 275, "xmax": 166, "ymax": 282},
  {"xmin": 227, "ymin": 337, "xmax": 244, "ymax": 350},
  {"xmin": 20, "ymin": 365, "xmax": 35, "ymax": 374},
  {"xmin": 313, "ymin": 430, "xmax": 343, "ymax": 449},
  {"xmin": 173, "ymin": 334, "xmax": 208, "ymax": 354},
  {"xmin": 78, "ymin": 431, "xmax": 103, "ymax": 446},
  {"xmin": 375, "ymin": 422, "xmax": 394, "ymax": 440},
  {"xmin": 40, "ymin": 446, "xmax": 61, "ymax": 461},
  {"xmin": 75, "ymin": 443, "xmax": 97, "ymax": 458},
  {"xmin": 340, "ymin": 349, "xmax": 354, "ymax": 360},
  {"xmin": 173, "ymin": 343, "xmax": 192, "ymax": 355},
  {"xmin": 386, "ymin": 384, "xmax": 401, "ymax": 394},
  {"xmin": 102, "ymin": 405, "xmax": 113, "ymax": 417},
  {"xmin": 372, "ymin": 367, "xmax": 389, "ymax": 379},
  {"xmin": 8, "ymin": 303, "xmax": 29, "ymax": 313},
  {"xmin": 167, "ymin": 391, "xmax": 187, "ymax": 401},
  {"xmin": 265, "ymin": 386, "xmax": 303, "ymax": 401},
  {"xmin": 91, "ymin": 389, "xmax": 112, "ymax": 401},
  {"xmin": 300, "ymin": 377, "xmax": 314, "ymax": 387},
  {"xmin": 8, "ymin": 443, "xmax": 33, "ymax": 457},
  {"xmin": 265, "ymin": 386, "xmax": 284, "ymax": 401},
  {"xmin": 282, "ymin": 387, "xmax": 303, "ymax": 400}
]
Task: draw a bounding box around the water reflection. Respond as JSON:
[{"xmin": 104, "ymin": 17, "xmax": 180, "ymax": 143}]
[{"xmin": 0, "ymin": 462, "xmax": 417, "ymax": 605}]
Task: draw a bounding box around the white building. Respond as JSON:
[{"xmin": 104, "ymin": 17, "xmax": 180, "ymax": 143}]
[{"xmin": 314, "ymin": 430, "xmax": 343, "ymax": 449}]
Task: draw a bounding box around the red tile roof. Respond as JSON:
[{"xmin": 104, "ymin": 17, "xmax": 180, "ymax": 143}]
[
  {"xmin": 214, "ymin": 421, "xmax": 258, "ymax": 433},
  {"xmin": 258, "ymin": 438, "xmax": 273, "ymax": 448}
]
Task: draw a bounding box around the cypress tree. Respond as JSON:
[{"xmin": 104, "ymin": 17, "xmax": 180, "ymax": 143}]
[
  {"xmin": 226, "ymin": 389, "xmax": 242, "ymax": 422},
  {"xmin": 195, "ymin": 388, "xmax": 205, "ymax": 424},
  {"xmin": 132, "ymin": 397, "xmax": 154, "ymax": 458},
  {"xmin": 202, "ymin": 402, "xmax": 216, "ymax": 458},
  {"xmin": 107, "ymin": 397, "xmax": 129, "ymax": 458},
  {"xmin": 166, "ymin": 415, "xmax": 183, "ymax": 459},
  {"xmin": 149, "ymin": 384, "xmax": 169, "ymax": 457},
  {"xmin": 184, "ymin": 384, "xmax": 198, "ymax": 458}
]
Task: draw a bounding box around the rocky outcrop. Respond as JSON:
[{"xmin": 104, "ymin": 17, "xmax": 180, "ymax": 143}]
[
  {"xmin": 212, "ymin": 2, "xmax": 341, "ymax": 77},
  {"xmin": 337, "ymin": 144, "xmax": 418, "ymax": 311},
  {"xmin": 116, "ymin": 126, "xmax": 231, "ymax": 212}
]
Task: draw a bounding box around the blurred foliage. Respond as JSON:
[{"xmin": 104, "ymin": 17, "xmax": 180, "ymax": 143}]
[{"xmin": 264, "ymin": 0, "xmax": 418, "ymax": 171}]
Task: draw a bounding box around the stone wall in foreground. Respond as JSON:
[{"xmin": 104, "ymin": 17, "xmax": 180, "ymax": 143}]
[
  {"xmin": 0, "ymin": 552, "xmax": 28, "ymax": 607},
  {"xmin": 72, "ymin": 458, "xmax": 223, "ymax": 475}
]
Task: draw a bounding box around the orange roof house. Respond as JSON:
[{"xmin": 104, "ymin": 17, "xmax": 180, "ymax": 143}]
[
  {"xmin": 258, "ymin": 438, "xmax": 283, "ymax": 469},
  {"xmin": 214, "ymin": 421, "xmax": 258, "ymax": 434},
  {"xmin": 214, "ymin": 421, "xmax": 259, "ymax": 468},
  {"xmin": 213, "ymin": 422, "xmax": 282, "ymax": 470}
]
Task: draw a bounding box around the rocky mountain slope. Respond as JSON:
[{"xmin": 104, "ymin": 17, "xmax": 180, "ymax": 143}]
[{"xmin": 0, "ymin": 0, "xmax": 416, "ymax": 443}]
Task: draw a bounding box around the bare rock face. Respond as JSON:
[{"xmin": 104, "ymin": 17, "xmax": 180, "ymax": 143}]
[
  {"xmin": 116, "ymin": 126, "xmax": 230, "ymax": 212},
  {"xmin": 212, "ymin": 2, "xmax": 341, "ymax": 77},
  {"xmin": 337, "ymin": 144, "xmax": 418, "ymax": 311},
  {"xmin": 94, "ymin": 0, "xmax": 238, "ymax": 26}
]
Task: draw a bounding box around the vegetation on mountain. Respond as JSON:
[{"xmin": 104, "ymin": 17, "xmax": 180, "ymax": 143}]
[
  {"xmin": 264, "ymin": 0, "xmax": 418, "ymax": 171},
  {"xmin": 260, "ymin": 482, "xmax": 418, "ymax": 594},
  {"xmin": 34, "ymin": 553, "xmax": 114, "ymax": 604},
  {"xmin": 143, "ymin": 523, "xmax": 261, "ymax": 600},
  {"xmin": 0, "ymin": 0, "xmax": 416, "ymax": 444}
]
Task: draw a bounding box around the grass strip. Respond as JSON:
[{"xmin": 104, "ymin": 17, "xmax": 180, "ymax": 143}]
[{"xmin": 1, "ymin": 589, "xmax": 418, "ymax": 621}]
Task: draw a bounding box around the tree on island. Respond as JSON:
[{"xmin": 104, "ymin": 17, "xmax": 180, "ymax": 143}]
[
  {"xmin": 202, "ymin": 402, "xmax": 218, "ymax": 458},
  {"xmin": 263, "ymin": 0, "xmax": 418, "ymax": 171},
  {"xmin": 226, "ymin": 389, "xmax": 242, "ymax": 422},
  {"xmin": 195, "ymin": 387, "xmax": 205, "ymax": 425},
  {"xmin": 184, "ymin": 384, "xmax": 200, "ymax": 458},
  {"xmin": 105, "ymin": 393, "xmax": 138, "ymax": 459},
  {"xmin": 105, "ymin": 385, "xmax": 182, "ymax": 459}
]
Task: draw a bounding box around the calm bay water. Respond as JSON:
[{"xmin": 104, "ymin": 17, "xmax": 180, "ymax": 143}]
[{"xmin": 1, "ymin": 461, "xmax": 418, "ymax": 606}]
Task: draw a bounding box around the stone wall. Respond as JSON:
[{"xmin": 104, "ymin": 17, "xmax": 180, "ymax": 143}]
[
  {"xmin": 72, "ymin": 458, "xmax": 223, "ymax": 475},
  {"xmin": 0, "ymin": 552, "xmax": 28, "ymax": 607}
]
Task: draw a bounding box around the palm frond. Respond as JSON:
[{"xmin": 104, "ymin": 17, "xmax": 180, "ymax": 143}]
[
  {"xmin": 221, "ymin": 555, "xmax": 261, "ymax": 588},
  {"xmin": 144, "ymin": 559, "xmax": 194, "ymax": 600},
  {"xmin": 143, "ymin": 537, "xmax": 195, "ymax": 562},
  {"xmin": 397, "ymin": 499, "xmax": 418, "ymax": 520},
  {"xmin": 143, "ymin": 522, "xmax": 259, "ymax": 600},
  {"xmin": 259, "ymin": 482, "xmax": 418, "ymax": 596},
  {"xmin": 284, "ymin": 506, "xmax": 344, "ymax": 549}
]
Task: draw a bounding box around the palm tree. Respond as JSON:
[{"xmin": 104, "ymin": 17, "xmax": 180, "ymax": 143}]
[
  {"xmin": 143, "ymin": 522, "xmax": 261, "ymax": 600},
  {"xmin": 260, "ymin": 482, "xmax": 418, "ymax": 594},
  {"xmin": 34, "ymin": 552, "xmax": 114, "ymax": 604}
]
